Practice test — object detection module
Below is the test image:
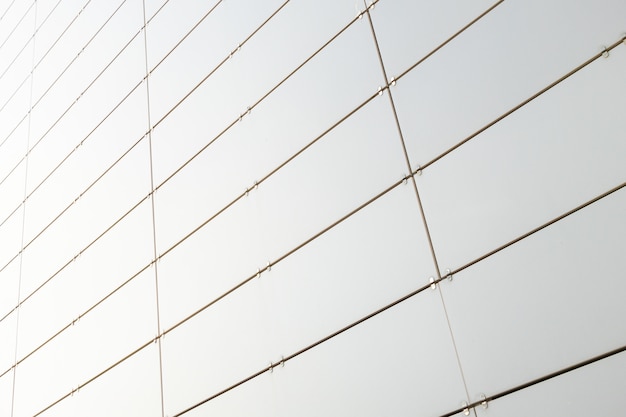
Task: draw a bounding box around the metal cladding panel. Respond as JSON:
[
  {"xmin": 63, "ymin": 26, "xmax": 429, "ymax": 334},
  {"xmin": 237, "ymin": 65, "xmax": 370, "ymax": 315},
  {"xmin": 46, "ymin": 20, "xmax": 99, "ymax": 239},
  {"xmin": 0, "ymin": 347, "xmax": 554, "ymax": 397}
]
[{"xmin": 0, "ymin": 0, "xmax": 624, "ymax": 416}]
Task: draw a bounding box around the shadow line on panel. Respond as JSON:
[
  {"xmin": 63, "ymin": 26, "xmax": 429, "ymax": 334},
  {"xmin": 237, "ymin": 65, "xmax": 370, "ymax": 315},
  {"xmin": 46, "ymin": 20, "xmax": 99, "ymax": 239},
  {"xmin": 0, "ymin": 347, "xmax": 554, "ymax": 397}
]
[
  {"xmin": 0, "ymin": 0, "xmax": 361, "ymax": 324},
  {"xmin": 417, "ymin": 35, "xmax": 626, "ymax": 173},
  {"xmin": 0, "ymin": 0, "xmax": 35, "ymax": 52},
  {"xmin": 0, "ymin": 0, "xmax": 128, "ymax": 154},
  {"xmin": 26, "ymin": 179, "xmax": 624, "ymax": 417},
  {"xmin": 438, "ymin": 344, "xmax": 626, "ymax": 417}
]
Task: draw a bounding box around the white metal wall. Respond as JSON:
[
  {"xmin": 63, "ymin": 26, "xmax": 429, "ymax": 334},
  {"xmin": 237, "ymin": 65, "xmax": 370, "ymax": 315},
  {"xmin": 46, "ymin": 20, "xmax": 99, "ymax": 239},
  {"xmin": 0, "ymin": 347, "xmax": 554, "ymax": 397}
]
[{"xmin": 0, "ymin": 1, "xmax": 624, "ymax": 416}]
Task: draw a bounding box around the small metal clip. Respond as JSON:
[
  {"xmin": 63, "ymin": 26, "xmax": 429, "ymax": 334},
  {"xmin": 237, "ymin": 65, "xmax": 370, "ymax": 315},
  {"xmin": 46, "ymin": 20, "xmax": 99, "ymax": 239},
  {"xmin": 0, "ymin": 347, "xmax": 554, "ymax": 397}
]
[
  {"xmin": 446, "ymin": 268, "xmax": 453, "ymax": 281},
  {"xmin": 256, "ymin": 268, "xmax": 261, "ymax": 279},
  {"xmin": 461, "ymin": 401, "xmax": 470, "ymax": 416},
  {"xmin": 377, "ymin": 86, "xmax": 383, "ymax": 96},
  {"xmin": 389, "ymin": 76, "xmax": 396, "ymax": 87},
  {"xmin": 601, "ymin": 46, "xmax": 609, "ymax": 58},
  {"xmin": 230, "ymin": 43, "xmax": 241, "ymax": 59},
  {"xmin": 479, "ymin": 393, "xmax": 488, "ymax": 409},
  {"xmin": 239, "ymin": 107, "xmax": 251, "ymax": 121},
  {"xmin": 415, "ymin": 165, "xmax": 423, "ymax": 176},
  {"xmin": 429, "ymin": 277, "xmax": 437, "ymax": 290},
  {"xmin": 266, "ymin": 261, "xmax": 272, "ymax": 271},
  {"xmin": 245, "ymin": 182, "xmax": 258, "ymax": 196}
]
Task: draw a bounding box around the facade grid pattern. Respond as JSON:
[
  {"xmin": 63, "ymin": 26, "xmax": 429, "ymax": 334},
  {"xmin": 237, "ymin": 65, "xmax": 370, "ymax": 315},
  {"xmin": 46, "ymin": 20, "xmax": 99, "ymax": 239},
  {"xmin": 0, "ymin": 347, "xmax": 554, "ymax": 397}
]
[{"xmin": 0, "ymin": 0, "xmax": 625, "ymax": 416}]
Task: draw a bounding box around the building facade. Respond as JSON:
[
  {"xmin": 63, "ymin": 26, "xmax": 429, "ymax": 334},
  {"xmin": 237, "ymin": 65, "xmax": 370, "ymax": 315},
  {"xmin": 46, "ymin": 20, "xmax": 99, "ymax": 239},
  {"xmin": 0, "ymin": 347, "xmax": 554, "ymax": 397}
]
[{"xmin": 0, "ymin": 0, "xmax": 625, "ymax": 416}]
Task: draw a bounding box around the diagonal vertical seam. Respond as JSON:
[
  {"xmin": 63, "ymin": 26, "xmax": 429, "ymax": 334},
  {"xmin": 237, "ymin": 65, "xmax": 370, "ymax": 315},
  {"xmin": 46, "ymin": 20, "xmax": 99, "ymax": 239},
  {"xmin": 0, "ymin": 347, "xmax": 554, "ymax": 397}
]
[
  {"xmin": 11, "ymin": 2, "xmax": 38, "ymax": 416},
  {"xmin": 0, "ymin": 0, "xmax": 18, "ymax": 23},
  {"xmin": 140, "ymin": 1, "xmax": 166, "ymax": 416},
  {"xmin": 364, "ymin": 1, "xmax": 481, "ymax": 412},
  {"xmin": 362, "ymin": 0, "xmax": 442, "ymax": 278}
]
